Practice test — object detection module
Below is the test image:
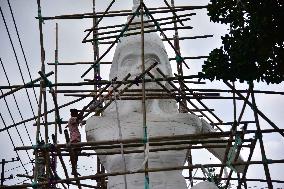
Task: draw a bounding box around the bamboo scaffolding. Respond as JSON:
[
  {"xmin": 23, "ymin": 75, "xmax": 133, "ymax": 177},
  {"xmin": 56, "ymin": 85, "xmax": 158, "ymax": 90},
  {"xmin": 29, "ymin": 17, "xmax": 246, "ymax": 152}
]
[
  {"xmin": 63, "ymin": 92, "xmax": 221, "ymax": 97},
  {"xmin": 53, "ymin": 88, "xmax": 284, "ymax": 95},
  {"xmin": 0, "ymin": 71, "xmax": 53, "ymax": 99},
  {"xmin": 100, "ymin": 34, "xmax": 213, "ymax": 44},
  {"xmin": 3, "ymin": 1, "xmax": 283, "ymax": 188},
  {"xmin": 140, "ymin": 2, "xmax": 149, "ymax": 187},
  {"xmin": 85, "ymin": 24, "xmax": 193, "ymax": 42},
  {"xmin": 61, "ymin": 138, "xmax": 253, "ymax": 150},
  {"xmin": 55, "ymin": 144, "xmax": 251, "ymax": 156},
  {"xmin": 225, "ymin": 81, "xmax": 284, "ymax": 137},
  {"xmin": 170, "ymin": 71, "xmax": 222, "ymax": 123},
  {"xmin": 219, "ymin": 91, "xmax": 250, "ymax": 180},
  {"xmin": 250, "ymin": 83, "xmax": 273, "ymax": 188},
  {"xmin": 46, "ymin": 55, "xmax": 207, "ymax": 65},
  {"xmin": 84, "ymin": 13, "xmax": 195, "ymax": 32},
  {"xmin": 15, "ymin": 129, "xmax": 284, "ymax": 151},
  {"xmin": 3, "ymin": 160, "xmax": 284, "ymax": 189},
  {"xmin": 189, "ymin": 177, "xmax": 284, "ymax": 184},
  {"xmin": 63, "ymin": 95, "xmax": 240, "ymax": 100},
  {"xmin": 37, "ymin": 6, "xmax": 207, "ymax": 21},
  {"xmin": 85, "ymin": 13, "xmax": 192, "ymax": 39}
]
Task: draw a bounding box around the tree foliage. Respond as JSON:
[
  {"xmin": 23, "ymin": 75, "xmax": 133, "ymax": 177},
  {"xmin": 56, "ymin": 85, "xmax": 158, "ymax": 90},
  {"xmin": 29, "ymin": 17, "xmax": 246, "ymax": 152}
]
[{"xmin": 200, "ymin": 0, "xmax": 284, "ymax": 84}]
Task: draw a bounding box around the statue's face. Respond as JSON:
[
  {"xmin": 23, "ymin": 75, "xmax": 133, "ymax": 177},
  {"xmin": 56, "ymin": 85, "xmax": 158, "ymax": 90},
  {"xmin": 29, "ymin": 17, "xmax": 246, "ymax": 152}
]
[
  {"xmin": 108, "ymin": 34, "xmax": 177, "ymax": 114},
  {"xmin": 111, "ymin": 39, "xmax": 172, "ymax": 81}
]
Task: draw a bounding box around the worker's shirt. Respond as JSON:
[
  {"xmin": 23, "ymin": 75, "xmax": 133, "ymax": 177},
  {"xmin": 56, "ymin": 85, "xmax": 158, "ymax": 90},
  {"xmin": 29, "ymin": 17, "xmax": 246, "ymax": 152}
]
[{"xmin": 68, "ymin": 117, "xmax": 81, "ymax": 143}]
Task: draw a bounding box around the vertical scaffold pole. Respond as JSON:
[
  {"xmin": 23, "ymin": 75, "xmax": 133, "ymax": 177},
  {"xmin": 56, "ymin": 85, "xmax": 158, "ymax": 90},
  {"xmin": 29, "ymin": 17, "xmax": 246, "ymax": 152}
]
[
  {"xmin": 140, "ymin": 0, "xmax": 149, "ymax": 188},
  {"xmin": 250, "ymin": 82, "xmax": 273, "ymax": 189},
  {"xmin": 54, "ymin": 23, "xmax": 58, "ymax": 144},
  {"xmin": 170, "ymin": 0, "xmax": 192, "ymax": 186}
]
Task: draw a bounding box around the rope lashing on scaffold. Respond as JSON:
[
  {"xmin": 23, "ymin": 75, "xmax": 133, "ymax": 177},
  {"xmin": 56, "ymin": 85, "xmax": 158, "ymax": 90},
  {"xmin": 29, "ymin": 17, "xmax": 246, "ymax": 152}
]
[
  {"xmin": 175, "ymin": 96, "xmax": 181, "ymax": 102},
  {"xmin": 133, "ymin": 76, "xmax": 141, "ymax": 86},
  {"xmin": 95, "ymin": 75, "xmax": 102, "ymax": 87},
  {"xmin": 31, "ymin": 181, "xmax": 38, "ymax": 189},
  {"xmin": 39, "ymin": 71, "xmax": 53, "ymax": 89},
  {"xmin": 37, "ymin": 6, "xmax": 44, "ymax": 24},
  {"xmin": 144, "ymin": 175, "xmax": 150, "ymax": 189},
  {"xmin": 26, "ymin": 81, "xmax": 36, "ymax": 88},
  {"xmin": 175, "ymin": 55, "xmax": 184, "ymax": 63},
  {"xmin": 32, "ymin": 143, "xmax": 51, "ymax": 150},
  {"xmin": 200, "ymin": 164, "xmax": 214, "ymax": 183},
  {"xmin": 254, "ymin": 130, "xmax": 262, "ymax": 139},
  {"xmin": 142, "ymin": 123, "xmax": 150, "ymax": 189},
  {"xmin": 55, "ymin": 117, "xmax": 63, "ymax": 124},
  {"xmin": 117, "ymin": 22, "xmax": 130, "ymax": 42},
  {"xmin": 226, "ymin": 133, "xmax": 243, "ymax": 172}
]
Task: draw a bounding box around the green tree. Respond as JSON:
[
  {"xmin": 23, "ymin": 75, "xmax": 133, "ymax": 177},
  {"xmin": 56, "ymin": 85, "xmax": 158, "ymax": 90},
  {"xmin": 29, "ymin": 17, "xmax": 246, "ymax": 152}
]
[{"xmin": 200, "ymin": 0, "xmax": 284, "ymax": 84}]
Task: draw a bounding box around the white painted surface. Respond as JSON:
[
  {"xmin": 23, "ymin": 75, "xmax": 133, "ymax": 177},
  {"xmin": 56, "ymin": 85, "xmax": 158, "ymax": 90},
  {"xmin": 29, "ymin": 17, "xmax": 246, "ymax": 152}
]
[{"xmin": 86, "ymin": 2, "xmax": 244, "ymax": 188}]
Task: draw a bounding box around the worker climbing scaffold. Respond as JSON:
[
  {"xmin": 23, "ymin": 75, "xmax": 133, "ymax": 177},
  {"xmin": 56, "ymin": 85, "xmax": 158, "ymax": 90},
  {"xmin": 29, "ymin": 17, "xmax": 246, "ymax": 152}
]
[{"xmin": 66, "ymin": 109, "xmax": 83, "ymax": 175}]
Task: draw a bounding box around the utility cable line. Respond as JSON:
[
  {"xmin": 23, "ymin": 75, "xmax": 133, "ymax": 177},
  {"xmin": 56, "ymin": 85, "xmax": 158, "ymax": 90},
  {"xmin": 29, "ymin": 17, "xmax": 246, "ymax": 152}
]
[
  {"xmin": 0, "ymin": 113, "xmax": 29, "ymax": 176},
  {"xmin": 0, "ymin": 58, "xmax": 33, "ymax": 146},
  {"xmin": 4, "ymin": 159, "xmax": 34, "ymax": 173},
  {"xmin": 0, "ymin": 6, "xmax": 38, "ymax": 126},
  {"xmin": 0, "ymin": 88, "xmax": 33, "ymax": 163},
  {"xmin": 6, "ymin": 0, "xmax": 41, "ymax": 107}
]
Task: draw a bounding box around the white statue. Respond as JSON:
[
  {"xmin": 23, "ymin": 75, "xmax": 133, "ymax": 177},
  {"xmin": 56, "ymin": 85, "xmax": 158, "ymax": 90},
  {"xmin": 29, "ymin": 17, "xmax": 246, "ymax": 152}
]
[
  {"xmin": 86, "ymin": 2, "xmax": 244, "ymax": 188},
  {"xmin": 132, "ymin": 0, "xmax": 140, "ymax": 12}
]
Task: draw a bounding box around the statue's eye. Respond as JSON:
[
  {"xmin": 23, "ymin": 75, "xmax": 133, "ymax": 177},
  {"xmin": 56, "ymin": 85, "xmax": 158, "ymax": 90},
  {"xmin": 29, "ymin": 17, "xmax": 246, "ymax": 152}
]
[
  {"xmin": 120, "ymin": 54, "xmax": 137, "ymax": 67},
  {"xmin": 121, "ymin": 58, "xmax": 134, "ymax": 67}
]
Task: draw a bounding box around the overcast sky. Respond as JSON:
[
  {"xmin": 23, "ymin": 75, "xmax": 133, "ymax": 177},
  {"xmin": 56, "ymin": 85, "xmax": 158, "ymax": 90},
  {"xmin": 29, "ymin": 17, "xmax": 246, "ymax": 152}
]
[{"xmin": 0, "ymin": 0, "xmax": 283, "ymax": 188}]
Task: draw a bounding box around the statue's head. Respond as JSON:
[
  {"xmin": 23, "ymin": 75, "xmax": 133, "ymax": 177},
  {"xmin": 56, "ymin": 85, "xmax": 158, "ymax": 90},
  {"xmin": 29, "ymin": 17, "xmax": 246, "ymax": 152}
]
[
  {"xmin": 109, "ymin": 33, "xmax": 173, "ymax": 81},
  {"xmin": 106, "ymin": 2, "xmax": 177, "ymax": 114}
]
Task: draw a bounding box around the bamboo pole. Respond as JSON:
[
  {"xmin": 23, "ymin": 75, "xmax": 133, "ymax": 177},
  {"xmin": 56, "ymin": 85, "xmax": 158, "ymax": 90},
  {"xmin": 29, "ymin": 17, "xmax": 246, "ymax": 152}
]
[
  {"xmin": 81, "ymin": 4, "xmax": 142, "ymax": 78},
  {"xmin": 225, "ymin": 81, "xmax": 284, "ymax": 137},
  {"xmin": 0, "ymin": 71, "xmax": 53, "ymax": 99},
  {"xmin": 37, "ymin": 6, "xmax": 207, "ymax": 21},
  {"xmin": 15, "ymin": 129, "xmax": 284, "ymax": 151},
  {"xmin": 62, "ymin": 138, "xmax": 253, "ymax": 151},
  {"xmin": 55, "ymin": 144, "xmax": 251, "ymax": 156},
  {"xmin": 140, "ymin": 1, "xmax": 149, "ymax": 187},
  {"xmin": 250, "ymin": 82, "xmax": 273, "ymax": 188},
  {"xmin": 100, "ymin": 34, "xmax": 213, "ymax": 44},
  {"xmin": 54, "ymin": 23, "xmax": 58, "ymax": 150},
  {"xmin": 236, "ymin": 139, "xmax": 257, "ymax": 188},
  {"xmin": 4, "ymin": 160, "xmax": 284, "ymax": 189},
  {"xmin": 84, "ymin": 13, "xmax": 195, "ymax": 32},
  {"xmin": 163, "ymin": 70, "xmax": 223, "ymax": 124},
  {"xmin": 84, "ymin": 22, "xmax": 193, "ymax": 42},
  {"xmin": 219, "ymin": 91, "xmax": 250, "ymax": 179},
  {"xmin": 53, "ymin": 88, "xmax": 284, "ymax": 95},
  {"xmin": 35, "ymin": 0, "xmax": 46, "ymax": 186}
]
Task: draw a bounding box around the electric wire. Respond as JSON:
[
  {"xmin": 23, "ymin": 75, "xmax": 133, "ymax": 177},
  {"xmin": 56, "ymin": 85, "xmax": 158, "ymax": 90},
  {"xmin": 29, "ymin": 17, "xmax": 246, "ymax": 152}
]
[
  {"xmin": 0, "ymin": 88, "xmax": 33, "ymax": 162},
  {"xmin": 0, "ymin": 5, "xmax": 39, "ymax": 130},
  {"xmin": 0, "ymin": 58, "xmax": 33, "ymax": 145},
  {"xmin": 4, "ymin": 160, "xmax": 34, "ymax": 173},
  {"xmin": 0, "ymin": 4, "xmax": 43, "ymax": 140},
  {"xmin": 0, "ymin": 113, "xmax": 29, "ymax": 176},
  {"xmin": 6, "ymin": 0, "xmax": 41, "ymax": 110}
]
